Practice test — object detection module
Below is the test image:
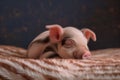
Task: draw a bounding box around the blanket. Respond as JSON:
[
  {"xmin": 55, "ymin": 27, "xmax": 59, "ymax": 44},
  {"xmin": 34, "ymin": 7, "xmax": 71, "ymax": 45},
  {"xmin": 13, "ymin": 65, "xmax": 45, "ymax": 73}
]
[{"xmin": 0, "ymin": 45, "xmax": 120, "ymax": 80}]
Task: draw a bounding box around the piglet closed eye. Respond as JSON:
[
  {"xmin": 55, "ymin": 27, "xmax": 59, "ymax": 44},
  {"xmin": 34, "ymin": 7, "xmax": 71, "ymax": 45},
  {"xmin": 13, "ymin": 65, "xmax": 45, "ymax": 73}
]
[
  {"xmin": 27, "ymin": 24, "xmax": 96, "ymax": 59},
  {"xmin": 47, "ymin": 24, "xmax": 96, "ymax": 59}
]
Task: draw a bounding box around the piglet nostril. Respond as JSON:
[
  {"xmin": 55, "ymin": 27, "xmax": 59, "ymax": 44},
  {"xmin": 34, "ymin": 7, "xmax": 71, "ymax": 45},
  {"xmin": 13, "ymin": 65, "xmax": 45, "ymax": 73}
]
[{"xmin": 82, "ymin": 52, "xmax": 91, "ymax": 59}]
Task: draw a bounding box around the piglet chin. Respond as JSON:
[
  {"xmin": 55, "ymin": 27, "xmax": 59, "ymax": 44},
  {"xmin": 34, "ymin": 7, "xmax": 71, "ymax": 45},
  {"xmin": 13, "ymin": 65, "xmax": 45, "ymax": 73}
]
[{"xmin": 82, "ymin": 51, "xmax": 91, "ymax": 59}]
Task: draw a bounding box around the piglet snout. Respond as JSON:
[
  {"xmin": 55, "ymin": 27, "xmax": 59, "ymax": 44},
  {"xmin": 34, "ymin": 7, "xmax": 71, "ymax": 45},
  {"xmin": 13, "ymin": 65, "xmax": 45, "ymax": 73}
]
[
  {"xmin": 82, "ymin": 51, "xmax": 91, "ymax": 59},
  {"xmin": 73, "ymin": 51, "xmax": 91, "ymax": 59}
]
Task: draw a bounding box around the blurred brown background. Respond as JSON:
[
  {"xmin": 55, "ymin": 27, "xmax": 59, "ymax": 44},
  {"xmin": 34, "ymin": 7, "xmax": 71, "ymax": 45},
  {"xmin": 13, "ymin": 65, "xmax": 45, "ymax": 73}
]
[{"xmin": 0, "ymin": 0, "xmax": 120, "ymax": 50}]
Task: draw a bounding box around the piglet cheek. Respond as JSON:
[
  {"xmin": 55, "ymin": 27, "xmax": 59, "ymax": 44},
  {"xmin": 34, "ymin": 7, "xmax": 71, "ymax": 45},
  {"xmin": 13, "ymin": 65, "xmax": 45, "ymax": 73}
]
[{"xmin": 82, "ymin": 51, "xmax": 91, "ymax": 59}]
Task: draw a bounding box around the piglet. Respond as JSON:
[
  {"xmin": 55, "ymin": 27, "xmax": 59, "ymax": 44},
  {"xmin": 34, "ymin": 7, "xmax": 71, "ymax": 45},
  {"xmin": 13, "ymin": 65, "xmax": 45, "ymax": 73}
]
[{"xmin": 27, "ymin": 24, "xmax": 96, "ymax": 59}]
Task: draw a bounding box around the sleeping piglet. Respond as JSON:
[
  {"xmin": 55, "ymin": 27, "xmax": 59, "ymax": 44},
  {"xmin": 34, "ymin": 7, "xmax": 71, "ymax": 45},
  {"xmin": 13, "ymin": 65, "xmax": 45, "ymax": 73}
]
[{"xmin": 27, "ymin": 24, "xmax": 96, "ymax": 59}]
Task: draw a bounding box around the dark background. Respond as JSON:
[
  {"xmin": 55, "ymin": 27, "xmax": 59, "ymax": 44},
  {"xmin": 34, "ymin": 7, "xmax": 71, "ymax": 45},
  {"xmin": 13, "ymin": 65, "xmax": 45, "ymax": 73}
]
[{"xmin": 0, "ymin": 0, "xmax": 120, "ymax": 50}]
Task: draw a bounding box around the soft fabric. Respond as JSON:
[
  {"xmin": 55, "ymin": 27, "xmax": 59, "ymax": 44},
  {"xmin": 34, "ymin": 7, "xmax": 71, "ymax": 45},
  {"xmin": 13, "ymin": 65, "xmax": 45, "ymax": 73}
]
[{"xmin": 0, "ymin": 45, "xmax": 120, "ymax": 80}]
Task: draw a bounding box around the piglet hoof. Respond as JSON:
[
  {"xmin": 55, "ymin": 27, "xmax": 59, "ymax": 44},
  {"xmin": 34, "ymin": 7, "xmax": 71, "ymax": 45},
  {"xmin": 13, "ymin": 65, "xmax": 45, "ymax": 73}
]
[{"xmin": 82, "ymin": 52, "xmax": 91, "ymax": 59}]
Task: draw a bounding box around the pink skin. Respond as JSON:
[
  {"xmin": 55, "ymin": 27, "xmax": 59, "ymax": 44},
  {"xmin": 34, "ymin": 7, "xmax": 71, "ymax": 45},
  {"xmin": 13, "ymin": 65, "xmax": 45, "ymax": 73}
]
[
  {"xmin": 81, "ymin": 28, "xmax": 96, "ymax": 42},
  {"xmin": 82, "ymin": 51, "xmax": 91, "ymax": 59},
  {"xmin": 47, "ymin": 24, "xmax": 96, "ymax": 59},
  {"xmin": 46, "ymin": 25, "xmax": 64, "ymax": 43},
  {"xmin": 27, "ymin": 24, "xmax": 96, "ymax": 59},
  {"xmin": 73, "ymin": 46, "xmax": 92, "ymax": 59},
  {"xmin": 73, "ymin": 51, "xmax": 91, "ymax": 59}
]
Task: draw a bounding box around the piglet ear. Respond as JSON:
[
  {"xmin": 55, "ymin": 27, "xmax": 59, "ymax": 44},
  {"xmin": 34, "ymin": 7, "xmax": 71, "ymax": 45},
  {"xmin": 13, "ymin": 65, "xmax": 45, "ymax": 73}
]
[
  {"xmin": 46, "ymin": 24, "xmax": 64, "ymax": 43},
  {"xmin": 81, "ymin": 28, "xmax": 96, "ymax": 42}
]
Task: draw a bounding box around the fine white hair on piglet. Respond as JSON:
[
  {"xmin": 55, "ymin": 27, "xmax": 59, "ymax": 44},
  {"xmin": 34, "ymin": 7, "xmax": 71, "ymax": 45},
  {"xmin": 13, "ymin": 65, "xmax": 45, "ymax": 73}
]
[{"xmin": 27, "ymin": 24, "xmax": 96, "ymax": 59}]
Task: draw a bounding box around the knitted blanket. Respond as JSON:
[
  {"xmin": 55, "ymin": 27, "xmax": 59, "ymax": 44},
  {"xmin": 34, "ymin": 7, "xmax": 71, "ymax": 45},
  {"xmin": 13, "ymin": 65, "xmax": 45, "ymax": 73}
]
[{"xmin": 0, "ymin": 45, "xmax": 120, "ymax": 80}]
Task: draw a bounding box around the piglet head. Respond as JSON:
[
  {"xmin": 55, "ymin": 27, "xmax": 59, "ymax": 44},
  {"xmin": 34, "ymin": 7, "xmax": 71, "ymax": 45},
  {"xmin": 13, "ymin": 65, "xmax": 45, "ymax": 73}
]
[{"xmin": 46, "ymin": 24, "xmax": 96, "ymax": 59}]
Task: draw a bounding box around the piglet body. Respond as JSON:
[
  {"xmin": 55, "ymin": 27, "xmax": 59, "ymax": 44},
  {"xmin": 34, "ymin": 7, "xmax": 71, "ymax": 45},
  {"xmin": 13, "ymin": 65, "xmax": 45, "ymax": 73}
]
[{"xmin": 27, "ymin": 24, "xmax": 96, "ymax": 59}]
